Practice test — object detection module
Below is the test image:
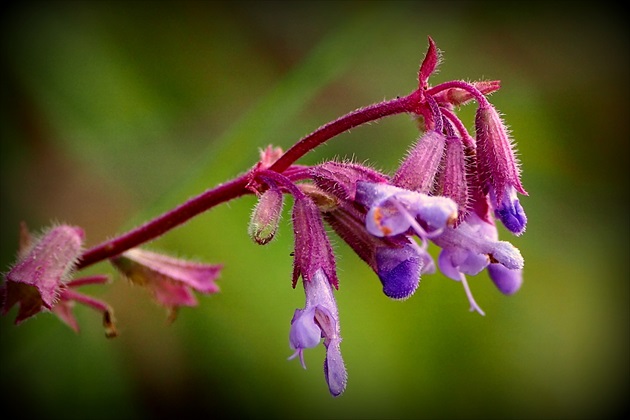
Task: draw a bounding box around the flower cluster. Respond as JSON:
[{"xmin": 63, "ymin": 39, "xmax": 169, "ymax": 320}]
[{"xmin": 1, "ymin": 37, "xmax": 527, "ymax": 397}]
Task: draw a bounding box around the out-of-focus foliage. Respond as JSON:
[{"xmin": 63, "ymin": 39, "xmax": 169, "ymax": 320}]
[{"xmin": 1, "ymin": 1, "xmax": 627, "ymax": 419}]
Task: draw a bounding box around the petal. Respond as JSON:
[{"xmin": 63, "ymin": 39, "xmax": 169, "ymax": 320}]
[
  {"xmin": 492, "ymin": 186, "xmax": 527, "ymax": 235},
  {"xmin": 403, "ymin": 193, "xmax": 458, "ymax": 230},
  {"xmin": 365, "ymin": 202, "xmax": 412, "ymax": 237},
  {"xmin": 289, "ymin": 308, "xmax": 322, "ymax": 351},
  {"xmin": 438, "ymin": 249, "xmax": 464, "ymax": 281},
  {"xmin": 117, "ymin": 248, "xmax": 222, "ymax": 294},
  {"xmin": 324, "ymin": 338, "xmax": 347, "ymax": 397},
  {"xmin": 490, "ymin": 241, "xmax": 524, "ymax": 271},
  {"xmin": 449, "ymin": 247, "xmax": 489, "ymax": 276},
  {"xmin": 375, "ymin": 245, "xmax": 421, "ymax": 300},
  {"xmin": 487, "ymin": 263, "xmax": 523, "ymax": 295}
]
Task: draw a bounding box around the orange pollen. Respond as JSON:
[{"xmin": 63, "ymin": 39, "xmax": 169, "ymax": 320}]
[{"xmin": 373, "ymin": 208, "xmax": 392, "ymax": 235}]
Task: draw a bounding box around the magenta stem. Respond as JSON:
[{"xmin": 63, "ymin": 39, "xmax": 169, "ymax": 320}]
[
  {"xmin": 76, "ymin": 90, "xmax": 423, "ymax": 270},
  {"xmin": 66, "ymin": 275, "xmax": 110, "ymax": 287},
  {"xmin": 77, "ymin": 174, "xmax": 251, "ymax": 269},
  {"xmin": 427, "ymin": 81, "xmax": 490, "ymax": 108},
  {"xmin": 269, "ymin": 91, "xmax": 420, "ymax": 173}
]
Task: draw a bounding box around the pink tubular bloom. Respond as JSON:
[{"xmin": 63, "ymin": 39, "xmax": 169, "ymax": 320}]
[
  {"xmin": 110, "ymin": 248, "xmax": 222, "ymax": 321},
  {"xmin": 392, "ymin": 130, "xmax": 446, "ymax": 193},
  {"xmin": 1, "ymin": 224, "xmax": 84, "ymax": 324}
]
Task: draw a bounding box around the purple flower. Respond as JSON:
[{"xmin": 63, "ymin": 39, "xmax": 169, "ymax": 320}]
[
  {"xmin": 288, "ymin": 192, "xmax": 347, "ymax": 396},
  {"xmin": 355, "ymin": 181, "xmax": 458, "ymax": 237},
  {"xmin": 475, "ymin": 103, "xmax": 528, "ymax": 235},
  {"xmin": 289, "ymin": 269, "xmax": 346, "ymax": 397},
  {"xmin": 320, "ymin": 199, "xmax": 424, "ymax": 300},
  {"xmin": 309, "ymin": 162, "xmax": 435, "ymax": 300},
  {"xmin": 432, "ymin": 212, "xmax": 524, "ymax": 314}
]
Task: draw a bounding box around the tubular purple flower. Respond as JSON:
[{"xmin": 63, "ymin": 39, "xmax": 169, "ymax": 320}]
[
  {"xmin": 392, "ymin": 130, "xmax": 446, "ymax": 193},
  {"xmin": 432, "ymin": 213, "xmax": 523, "ymax": 271},
  {"xmin": 355, "ymin": 181, "xmax": 458, "ymax": 237},
  {"xmin": 1, "ymin": 224, "xmax": 84, "ymax": 324},
  {"xmin": 432, "ymin": 213, "xmax": 524, "ymax": 314},
  {"xmin": 319, "ymin": 199, "xmax": 423, "ymax": 300},
  {"xmin": 289, "ymin": 269, "xmax": 347, "ymax": 397},
  {"xmin": 475, "ymin": 103, "xmax": 528, "ymax": 235}
]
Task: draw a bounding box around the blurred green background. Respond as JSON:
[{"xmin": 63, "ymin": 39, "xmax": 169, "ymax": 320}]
[{"xmin": 1, "ymin": 1, "xmax": 628, "ymax": 419}]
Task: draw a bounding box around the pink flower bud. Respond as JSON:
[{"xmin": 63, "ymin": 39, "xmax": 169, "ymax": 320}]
[
  {"xmin": 392, "ymin": 130, "xmax": 446, "ymax": 193},
  {"xmin": 111, "ymin": 248, "xmax": 222, "ymax": 320},
  {"xmin": 248, "ymin": 187, "xmax": 284, "ymax": 245},
  {"xmin": 1, "ymin": 224, "xmax": 84, "ymax": 324}
]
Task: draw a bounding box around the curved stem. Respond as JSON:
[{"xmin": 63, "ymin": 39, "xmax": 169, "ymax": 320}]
[
  {"xmin": 427, "ymin": 81, "xmax": 490, "ymax": 108},
  {"xmin": 77, "ymin": 173, "xmax": 251, "ymax": 269},
  {"xmin": 440, "ymin": 107, "xmax": 476, "ymax": 149},
  {"xmin": 256, "ymin": 169, "xmax": 306, "ymax": 199},
  {"xmin": 269, "ymin": 91, "xmax": 420, "ymax": 173},
  {"xmin": 76, "ymin": 90, "xmax": 424, "ymax": 270}
]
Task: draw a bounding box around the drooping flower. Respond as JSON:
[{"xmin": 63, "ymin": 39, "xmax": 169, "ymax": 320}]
[
  {"xmin": 287, "ymin": 189, "xmax": 347, "ymax": 396},
  {"xmin": 289, "ymin": 269, "xmax": 346, "ymax": 397},
  {"xmin": 110, "ymin": 248, "xmax": 222, "ymax": 321},
  {"xmin": 475, "ymin": 103, "xmax": 528, "ymax": 235},
  {"xmin": 1, "ymin": 223, "xmax": 84, "ymax": 323},
  {"xmin": 318, "ymin": 193, "xmax": 425, "ymax": 300},
  {"xmin": 432, "ymin": 212, "xmax": 524, "ymax": 314},
  {"xmin": 308, "ymin": 161, "xmax": 425, "ymax": 299}
]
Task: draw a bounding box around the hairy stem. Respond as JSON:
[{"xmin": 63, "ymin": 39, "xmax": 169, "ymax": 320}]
[
  {"xmin": 76, "ymin": 90, "xmax": 423, "ymax": 270},
  {"xmin": 427, "ymin": 81, "xmax": 490, "ymax": 108},
  {"xmin": 77, "ymin": 174, "xmax": 251, "ymax": 269},
  {"xmin": 269, "ymin": 91, "xmax": 421, "ymax": 173}
]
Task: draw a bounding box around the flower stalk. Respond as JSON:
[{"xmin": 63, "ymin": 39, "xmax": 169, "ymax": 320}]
[{"xmin": 2, "ymin": 36, "xmax": 529, "ymax": 397}]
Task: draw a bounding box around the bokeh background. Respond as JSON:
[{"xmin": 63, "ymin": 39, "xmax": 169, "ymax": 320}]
[{"xmin": 1, "ymin": 1, "xmax": 628, "ymax": 419}]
